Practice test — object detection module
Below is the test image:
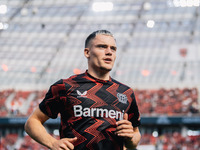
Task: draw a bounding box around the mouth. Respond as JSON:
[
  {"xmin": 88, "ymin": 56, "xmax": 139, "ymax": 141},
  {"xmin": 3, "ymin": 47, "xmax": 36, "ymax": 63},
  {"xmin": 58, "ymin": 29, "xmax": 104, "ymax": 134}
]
[{"xmin": 104, "ymin": 58, "xmax": 112, "ymax": 63}]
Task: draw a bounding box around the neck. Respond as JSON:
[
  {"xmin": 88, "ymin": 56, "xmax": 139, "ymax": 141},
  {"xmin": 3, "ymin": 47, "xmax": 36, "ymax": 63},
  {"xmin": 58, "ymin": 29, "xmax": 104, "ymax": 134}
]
[{"xmin": 87, "ymin": 67, "xmax": 110, "ymax": 81}]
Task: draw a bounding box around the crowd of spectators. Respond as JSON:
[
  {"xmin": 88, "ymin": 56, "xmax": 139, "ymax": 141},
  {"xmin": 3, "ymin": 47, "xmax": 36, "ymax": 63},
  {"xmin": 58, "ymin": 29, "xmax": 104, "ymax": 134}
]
[
  {"xmin": 0, "ymin": 133, "xmax": 51, "ymax": 150},
  {"xmin": 0, "ymin": 133, "xmax": 18, "ymax": 150},
  {"xmin": 10, "ymin": 91, "xmax": 31, "ymax": 116},
  {"xmin": 0, "ymin": 87, "xmax": 199, "ymax": 117},
  {"xmin": 135, "ymin": 88, "xmax": 199, "ymax": 116},
  {"xmin": 0, "ymin": 88, "xmax": 199, "ymax": 149},
  {"xmin": 27, "ymin": 90, "xmax": 46, "ymax": 116},
  {"xmin": 1, "ymin": 132, "xmax": 199, "ymax": 150},
  {"xmin": 140, "ymin": 132, "xmax": 200, "ymax": 150},
  {"xmin": 0, "ymin": 90, "xmax": 14, "ymax": 116}
]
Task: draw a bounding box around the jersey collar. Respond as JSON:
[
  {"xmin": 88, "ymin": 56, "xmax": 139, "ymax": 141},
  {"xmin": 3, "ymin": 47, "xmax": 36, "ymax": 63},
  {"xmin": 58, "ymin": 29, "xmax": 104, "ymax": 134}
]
[{"xmin": 85, "ymin": 70, "xmax": 112, "ymax": 84}]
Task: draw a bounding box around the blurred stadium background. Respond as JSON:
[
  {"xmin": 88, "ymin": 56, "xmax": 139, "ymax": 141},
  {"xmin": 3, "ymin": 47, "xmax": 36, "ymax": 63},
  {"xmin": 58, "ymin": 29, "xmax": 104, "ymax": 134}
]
[{"xmin": 0, "ymin": 0, "xmax": 200, "ymax": 149}]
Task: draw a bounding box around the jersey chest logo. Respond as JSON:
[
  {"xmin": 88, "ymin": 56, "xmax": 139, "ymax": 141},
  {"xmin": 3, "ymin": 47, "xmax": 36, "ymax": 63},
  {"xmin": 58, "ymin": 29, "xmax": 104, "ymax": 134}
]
[
  {"xmin": 117, "ymin": 93, "xmax": 128, "ymax": 104},
  {"xmin": 77, "ymin": 90, "xmax": 87, "ymax": 98}
]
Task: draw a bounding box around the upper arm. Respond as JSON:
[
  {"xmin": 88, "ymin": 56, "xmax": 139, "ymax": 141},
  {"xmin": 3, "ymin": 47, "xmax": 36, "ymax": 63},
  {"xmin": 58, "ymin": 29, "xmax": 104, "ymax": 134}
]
[{"xmin": 26, "ymin": 107, "xmax": 50, "ymax": 125}]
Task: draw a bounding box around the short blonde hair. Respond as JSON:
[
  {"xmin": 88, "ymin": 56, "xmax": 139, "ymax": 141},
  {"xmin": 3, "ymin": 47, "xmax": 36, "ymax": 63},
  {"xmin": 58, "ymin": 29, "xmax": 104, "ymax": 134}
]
[{"xmin": 85, "ymin": 30, "xmax": 115, "ymax": 48}]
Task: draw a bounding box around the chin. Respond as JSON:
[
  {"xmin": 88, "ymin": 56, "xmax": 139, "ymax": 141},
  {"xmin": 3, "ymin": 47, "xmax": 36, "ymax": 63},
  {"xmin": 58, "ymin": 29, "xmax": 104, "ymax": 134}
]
[{"xmin": 100, "ymin": 67, "xmax": 112, "ymax": 72}]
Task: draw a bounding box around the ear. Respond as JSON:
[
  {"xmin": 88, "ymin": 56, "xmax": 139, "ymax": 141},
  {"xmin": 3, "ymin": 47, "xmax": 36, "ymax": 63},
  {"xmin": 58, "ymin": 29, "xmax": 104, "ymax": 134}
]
[{"xmin": 84, "ymin": 48, "xmax": 90, "ymax": 58}]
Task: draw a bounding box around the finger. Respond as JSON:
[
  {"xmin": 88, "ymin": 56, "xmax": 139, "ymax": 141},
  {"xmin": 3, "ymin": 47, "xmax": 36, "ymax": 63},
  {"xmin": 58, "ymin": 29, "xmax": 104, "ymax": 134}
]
[
  {"xmin": 117, "ymin": 132, "xmax": 134, "ymax": 139},
  {"xmin": 62, "ymin": 138, "xmax": 77, "ymax": 150},
  {"xmin": 59, "ymin": 143, "xmax": 70, "ymax": 150},
  {"xmin": 115, "ymin": 128, "xmax": 134, "ymax": 136},
  {"xmin": 62, "ymin": 141, "xmax": 74, "ymax": 150},
  {"xmin": 116, "ymin": 128, "xmax": 134, "ymax": 134},
  {"xmin": 116, "ymin": 113, "xmax": 129, "ymax": 125},
  {"xmin": 62, "ymin": 137, "xmax": 77, "ymax": 143},
  {"xmin": 116, "ymin": 120, "xmax": 131, "ymax": 126},
  {"xmin": 67, "ymin": 137, "xmax": 78, "ymax": 143},
  {"xmin": 124, "ymin": 113, "xmax": 128, "ymax": 120},
  {"xmin": 116, "ymin": 124, "xmax": 133, "ymax": 131}
]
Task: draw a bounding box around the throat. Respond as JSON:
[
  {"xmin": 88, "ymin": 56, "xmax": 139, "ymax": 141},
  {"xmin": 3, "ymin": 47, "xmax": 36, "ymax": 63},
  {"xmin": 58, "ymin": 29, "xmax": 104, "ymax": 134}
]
[{"xmin": 87, "ymin": 68, "xmax": 110, "ymax": 81}]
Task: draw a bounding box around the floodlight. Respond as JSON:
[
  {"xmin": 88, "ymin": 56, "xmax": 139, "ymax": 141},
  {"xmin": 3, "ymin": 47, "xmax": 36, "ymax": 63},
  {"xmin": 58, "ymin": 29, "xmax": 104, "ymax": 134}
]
[
  {"xmin": 3, "ymin": 23, "xmax": 9, "ymax": 29},
  {"xmin": 147, "ymin": 20, "xmax": 155, "ymax": 28},
  {"xmin": 143, "ymin": 2, "xmax": 152, "ymax": 10},
  {"xmin": 0, "ymin": 22, "xmax": 9, "ymax": 30},
  {"xmin": 0, "ymin": 5, "xmax": 7, "ymax": 14},
  {"xmin": 0, "ymin": 22, "xmax": 3, "ymax": 30},
  {"xmin": 92, "ymin": 2, "xmax": 113, "ymax": 12},
  {"xmin": 152, "ymin": 131, "xmax": 158, "ymax": 137},
  {"xmin": 173, "ymin": 0, "xmax": 200, "ymax": 7},
  {"xmin": 21, "ymin": 8, "xmax": 28, "ymax": 16}
]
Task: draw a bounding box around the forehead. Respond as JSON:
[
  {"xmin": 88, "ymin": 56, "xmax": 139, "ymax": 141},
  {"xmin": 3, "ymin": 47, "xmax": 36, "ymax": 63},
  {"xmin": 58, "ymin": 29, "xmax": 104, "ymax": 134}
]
[{"xmin": 91, "ymin": 34, "xmax": 116, "ymax": 46}]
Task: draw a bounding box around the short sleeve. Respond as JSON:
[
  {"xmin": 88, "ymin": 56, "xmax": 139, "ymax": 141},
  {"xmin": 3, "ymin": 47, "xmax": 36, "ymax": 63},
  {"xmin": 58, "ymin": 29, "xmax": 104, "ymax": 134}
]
[
  {"xmin": 127, "ymin": 91, "xmax": 141, "ymax": 127},
  {"xmin": 39, "ymin": 79, "xmax": 65, "ymax": 119}
]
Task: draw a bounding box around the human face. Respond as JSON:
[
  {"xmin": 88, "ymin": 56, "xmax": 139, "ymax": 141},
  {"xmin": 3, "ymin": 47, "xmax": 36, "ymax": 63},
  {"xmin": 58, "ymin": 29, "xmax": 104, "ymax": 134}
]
[{"xmin": 84, "ymin": 34, "xmax": 117, "ymax": 73}]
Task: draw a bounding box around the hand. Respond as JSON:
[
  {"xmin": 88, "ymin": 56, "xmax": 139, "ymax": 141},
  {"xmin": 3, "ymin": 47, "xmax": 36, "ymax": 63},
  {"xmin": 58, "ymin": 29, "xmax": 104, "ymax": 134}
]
[
  {"xmin": 115, "ymin": 113, "xmax": 134, "ymax": 140},
  {"xmin": 51, "ymin": 137, "xmax": 77, "ymax": 150}
]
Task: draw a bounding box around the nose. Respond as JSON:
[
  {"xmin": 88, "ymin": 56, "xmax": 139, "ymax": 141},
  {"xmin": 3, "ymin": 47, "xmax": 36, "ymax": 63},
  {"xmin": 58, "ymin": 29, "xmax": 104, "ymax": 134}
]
[{"xmin": 105, "ymin": 47, "xmax": 112, "ymax": 55}]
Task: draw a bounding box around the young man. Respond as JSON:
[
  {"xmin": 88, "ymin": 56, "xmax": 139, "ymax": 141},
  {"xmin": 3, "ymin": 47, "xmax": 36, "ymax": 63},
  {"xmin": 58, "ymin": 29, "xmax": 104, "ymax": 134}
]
[{"xmin": 25, "ymin": 30, "xmax": 141, "ymax": 150}]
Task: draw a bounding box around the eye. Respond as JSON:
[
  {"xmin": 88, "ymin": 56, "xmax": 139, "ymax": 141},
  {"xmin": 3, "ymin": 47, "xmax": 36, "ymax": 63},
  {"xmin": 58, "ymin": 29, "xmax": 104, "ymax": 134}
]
[
  {"xmin": 97, "ymin": 44, "xmax": 107, "ymax": 49},
  {"xmin": 111, "ymin": 46, "xmax": 117, "ymax": 51}
]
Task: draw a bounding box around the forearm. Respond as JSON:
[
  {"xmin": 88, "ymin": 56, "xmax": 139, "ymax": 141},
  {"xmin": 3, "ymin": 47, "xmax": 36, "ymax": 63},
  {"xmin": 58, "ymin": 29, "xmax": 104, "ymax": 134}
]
[
  {"xmin": 25, "ymin": 117, "xmax": 56, "ymax": 149},
  {"xmin": 25, "ymin": 107, "xmax": 56, "ymax": 148},
  {"xmin": 124, "ymin": 131, "xmax": 141, "ymax": 149}
]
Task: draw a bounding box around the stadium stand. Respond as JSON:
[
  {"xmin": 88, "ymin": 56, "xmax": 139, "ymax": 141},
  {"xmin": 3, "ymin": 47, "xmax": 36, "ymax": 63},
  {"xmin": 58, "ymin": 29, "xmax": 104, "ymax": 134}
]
[
  {"xmin": 1, "ymin": 130, "xmax": 199, "ymax": 149},
  {"xmin": 0, "ymin": 133, "xmax": 18, "ymax": 150},
  {"xmin": 0, "ymin": 88, "xmax": 199, "ymax": 149},
  {"xmin": 9, "ymin": 91, "xmax": 32, "ymax": 116},
  {"xmin": 139, "ymin": 133, "xmax": 200, "ymax": 150},
  {"xmin": 0, "ymin": 90, "xmax": 14, "ymax": 117},
  {"xmin": 27, "ymin": 90, "xmax": 46, "ymax": 116},
  {"xmin": 18, "ymin": 135, "xmax": 49, "ymax": 150},
  {"xmin": 0, "ymin": 0, "xmax": 200, "ymax": 90},
  {"xmin": 135, "ymin": 88, "xmax": 199, "ymax": 116},
  {"xmin": 0, "ymin": 88, "xmax": 199, "ymax": 117}
]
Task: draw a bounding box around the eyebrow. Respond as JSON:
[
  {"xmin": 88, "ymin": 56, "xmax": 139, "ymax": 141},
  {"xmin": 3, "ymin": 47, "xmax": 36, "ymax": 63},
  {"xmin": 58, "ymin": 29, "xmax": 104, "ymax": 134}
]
[{"xmin": 96, "ymin": 44, "xmax": 117, "ymax": 50}]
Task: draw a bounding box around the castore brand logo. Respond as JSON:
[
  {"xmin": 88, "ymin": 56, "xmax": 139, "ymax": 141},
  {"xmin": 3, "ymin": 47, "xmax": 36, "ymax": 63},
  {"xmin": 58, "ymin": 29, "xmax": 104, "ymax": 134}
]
[{"xmin": 77, "ymin": 90, "xmax": 87, "ymax": 98}]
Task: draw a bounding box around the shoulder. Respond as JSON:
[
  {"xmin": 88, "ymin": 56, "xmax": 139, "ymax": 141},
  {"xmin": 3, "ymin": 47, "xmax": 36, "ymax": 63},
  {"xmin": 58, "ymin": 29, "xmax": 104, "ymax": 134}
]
[
  {"xmin": 111, "ymin": 78, "xmax": 132, "ymax": 89},
  {"xmin": 111, "ymin": 78, "xmax": 134, "ymax": 92},
  {"xmin": 56, "ymin": 73, "xmax": 87, "ymax": 87},
  {"xmin": 53, "ymin": 73, "xmax": 86, "ymax": 84},
  {"xmin": 49, "ymin": 73, "xmax": 86, "ymax": 92},
  {"xmin": 63, "ymin": 73, "xmax": 86, "ymax": 83},
  {"xmin": 50, "ymin": 73, "xmax": 85, "ymax": 86}
]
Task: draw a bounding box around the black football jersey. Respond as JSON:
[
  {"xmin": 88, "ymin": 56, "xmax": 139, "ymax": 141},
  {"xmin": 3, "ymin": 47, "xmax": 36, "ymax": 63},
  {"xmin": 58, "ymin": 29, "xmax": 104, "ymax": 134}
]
[{"xmin": 39, "ymin": 71, "xmax": 140, "ymax": 150}]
